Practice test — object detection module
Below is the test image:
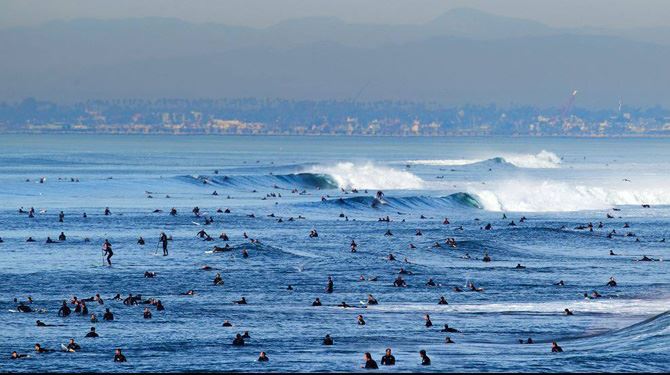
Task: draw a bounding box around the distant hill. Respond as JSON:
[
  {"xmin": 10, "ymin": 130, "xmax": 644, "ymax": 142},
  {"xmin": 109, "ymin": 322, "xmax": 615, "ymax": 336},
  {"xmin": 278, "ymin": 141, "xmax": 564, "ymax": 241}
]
[{"xmin": 1, "ymin": 8, "xmax": 669, "ymax": 108}]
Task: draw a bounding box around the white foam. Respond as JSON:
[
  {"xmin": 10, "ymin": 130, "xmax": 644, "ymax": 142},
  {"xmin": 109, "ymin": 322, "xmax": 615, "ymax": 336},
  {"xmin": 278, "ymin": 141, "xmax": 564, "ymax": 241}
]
[
  {"xmin": 406, "ymin": 150, "xmax": 561, "ymax": 169},
  {"xmin": 307, "ymin": 162, "xmax": 424, "ymax": 190},
  {"xmin": 366, "ymin": 298, "xmax": 670, "ymax": 316},
  {"xmin": 470, "ymin": 179, "xmax": 670, "ymax": 212},
  {"xmin": 503, "ymin": 150, "xmax": 562, "ymax": 169}
]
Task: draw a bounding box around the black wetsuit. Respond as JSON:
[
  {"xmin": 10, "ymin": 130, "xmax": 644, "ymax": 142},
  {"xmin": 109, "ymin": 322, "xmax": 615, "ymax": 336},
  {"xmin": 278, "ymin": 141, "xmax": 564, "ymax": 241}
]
[
  {"xmin": 365, "ymin": 359, "xmax": 379, "ymax": 369},
  {"xmin": 58, "ymin": 304, "xmax": 71, "ymax": 317},
  {"xmin": 103, "ymin": 242, "xmax": 113, "ymax": 265},
  {"xmin": 160, "ymin": 234, "xmax": 168, "ymax": 256},
  {"xmin": 421, "ymin": 355, "xmax": 431, "ymax": 365},
  {"xmin": 381, "ymin": 355, "xmax": 396, "ymax": 366}
]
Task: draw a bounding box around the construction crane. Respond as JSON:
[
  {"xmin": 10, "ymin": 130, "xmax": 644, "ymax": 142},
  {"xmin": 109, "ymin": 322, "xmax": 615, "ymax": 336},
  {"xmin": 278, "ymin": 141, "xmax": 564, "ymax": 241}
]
[{"xmin": 560, "ymin": 90, "xmax": 578, "ymax": 119}]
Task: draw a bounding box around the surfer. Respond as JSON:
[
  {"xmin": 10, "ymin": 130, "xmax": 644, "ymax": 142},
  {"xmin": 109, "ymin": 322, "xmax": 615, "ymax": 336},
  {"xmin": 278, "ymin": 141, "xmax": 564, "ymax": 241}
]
[
  {"xmin": 381, "ymin": 348, "xmax": 396, "ymax": 366},
  {"xmin": 102, "ymin": 239, "xmax": 113, "ymax": 266},
  {"xmin": 393, "ymin": 276, "xmax": 407, "ymax": 287},
  {"xmin": 467, "ymin": 281, "xmax": 484, "ymax": 292},
  {"xmin": 312, "ymin": 298, "xmax": 322, "ymax": 306},
  {"xmin": 425, "ymin": 314, "xmax": 433, "ymax": 327},
  {"xmin": 420, "ymin": 350, "xmax": 431, "ymax": 365},
  {"xmin": 606, "ymin": 277, "xmax": 617, "ymax": 287},
  {"xmin": 367, "ymin": 294, "xmax": 378, "ymax": 305},
  {"xmin": 323, "ymin": 334, "xmax": 333, "ymax": 345},
  {"xmin": 232, "ymin": 334, "xmax": 245, "ymax": 346},
  {"xmin": 10, "ymin": 352, "xmax": 28, "ymax": 359},
  {"xmin": 438, "ymin": 296, "xmax": 448, "ymax": 305},
  {"xmin": 114, "ymin": 348, "xmax": 127, "ymax": 362},
  {"xmin": 16, "ymin": 302, "xmax": 32, "ymax": 313},
  {"xmin": 58, "ymin": 300, "xmax": 71, "ymax": 317},
  {"xmin": 551, "ymin": 342, "xmax": 563, "ymax": 352},
  {"xmin": 103, "ymin": 308, "xmax": 114, "ymax": 321},
  {"xmin": 326, "ymin": 276, "xmax": 334, "ymax": 293},
  {"xmin": 363, "ymin": 352, "xmax": 378, "ymax": 369},
  {"xmin": 441, "ymin": 324, "xmax": 460, "ymax": 333},
  {"xmin": 34, "ymin": 343, "xmax": 54, "ymax": 353},
  {"xmin": 357, "ymin": 315, "xmax": 366, "ymax": 325},
  {"xmin": 233, "ymin": 297, "xmax": 247, "ymax": 305},
  {"xmin": 213, "ymin": 244, "xmax": 231, "ymax": 252},
  {"xmin": 85, "ymin": 327, "xmax": 99, "ymax": 338},
  {"xmin": 257, "ymin": 352, "xmax": 269, "ymax": 362},
  {"xmin": 66, "ymin": 338, "xmax": 81, "ymax": 352},
  {"xmin": 213, "ymin": 273, "xmax": 224, "ymax": 285},
  {"xmin": 160, "ymin": 232, "xmax": 169, "ymax": 256},
  {"xmin": 123, "ymin": 294, "xmax": 139, "ymax": 306}
]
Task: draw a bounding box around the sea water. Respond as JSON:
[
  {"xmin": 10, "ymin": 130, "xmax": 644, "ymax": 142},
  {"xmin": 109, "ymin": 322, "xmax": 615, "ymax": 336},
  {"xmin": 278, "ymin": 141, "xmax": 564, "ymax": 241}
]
[{"xmin": 0, "ymin": 135, "xmax": 668, "ymax": 372}]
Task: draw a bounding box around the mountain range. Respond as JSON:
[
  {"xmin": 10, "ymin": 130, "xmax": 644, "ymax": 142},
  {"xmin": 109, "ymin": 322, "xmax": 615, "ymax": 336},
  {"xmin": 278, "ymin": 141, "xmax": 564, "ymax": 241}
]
[{"xmin": 2, "ymin": 8, "xmax": 669, "ymax": 108}]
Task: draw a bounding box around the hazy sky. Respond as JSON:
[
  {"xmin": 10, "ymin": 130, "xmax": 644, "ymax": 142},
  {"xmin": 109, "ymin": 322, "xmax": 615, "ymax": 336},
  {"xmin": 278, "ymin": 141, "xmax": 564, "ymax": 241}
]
[{"xmin": 1, "ymin": 0, "xmax": 669, "ymax": 29}]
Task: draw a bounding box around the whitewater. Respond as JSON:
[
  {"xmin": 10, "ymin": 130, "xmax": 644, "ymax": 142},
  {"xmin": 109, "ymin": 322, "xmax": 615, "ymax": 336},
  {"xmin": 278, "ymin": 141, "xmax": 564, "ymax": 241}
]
[{"xmin": 0, "ymin": 135, "xmax": 668, "ymax": 372}]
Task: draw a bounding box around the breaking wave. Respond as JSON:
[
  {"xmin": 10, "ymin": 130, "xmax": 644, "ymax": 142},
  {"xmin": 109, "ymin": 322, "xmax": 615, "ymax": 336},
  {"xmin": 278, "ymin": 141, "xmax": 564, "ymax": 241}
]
[
  {"xmin": 470, "ymin": 180, "xmax": 670, "ymax": 212},
  {"xmin": 180, "ymin": 162, "xmax": 426, "ymax": 191},
  {"xmin": 306, "ymin": 162, "xmax": 425, "ymax": 190},
  {"xmin": 407, "ymin": 150, "xmax": 561, "ymax": 169}
]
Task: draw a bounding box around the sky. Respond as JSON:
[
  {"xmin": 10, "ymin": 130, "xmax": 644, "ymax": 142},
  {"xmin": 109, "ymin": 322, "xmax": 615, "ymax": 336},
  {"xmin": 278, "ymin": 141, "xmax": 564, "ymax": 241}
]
[{"xmin": 1, "ymin": 0, "xmax": 669, "ymax": 29}]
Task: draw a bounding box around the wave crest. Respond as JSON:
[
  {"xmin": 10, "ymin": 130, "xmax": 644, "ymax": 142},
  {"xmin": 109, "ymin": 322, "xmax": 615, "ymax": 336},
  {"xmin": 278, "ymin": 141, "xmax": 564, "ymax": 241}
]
[
  {"xmin": 306, "ymin": 162, "xmax": 425, "ymax": 190},
  {"xmin": 407, "ymin": 150, "xmax": 561, "ymax": 169}
]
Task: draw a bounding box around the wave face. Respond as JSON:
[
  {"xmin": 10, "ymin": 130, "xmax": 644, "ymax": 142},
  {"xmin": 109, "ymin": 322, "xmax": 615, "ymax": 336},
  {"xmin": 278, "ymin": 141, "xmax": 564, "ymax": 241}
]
[
  {"xmin": 181, "ymin": 162, "xmax": 425, "ymax": 191},
  {"xmin": 565, "ymin": 310, "xmax": 670, "ymax": 354},
  {"xmin": 180, "ymin": 172, "xmax": 338, "ymax": 190},
  {"xmin": 470, "ymin": 180, "xmax": 670, "ymax": 212},
  {"xmin": 306, "ymin": 162, "xmax": 425, "ymax": 190},
  {"xmin": 407, "ymin": 150, "xmax": 561, "ymax": 169},
  {"xmin": 320, "ymin": 192, "xmax": 482, "ymax": 210}
]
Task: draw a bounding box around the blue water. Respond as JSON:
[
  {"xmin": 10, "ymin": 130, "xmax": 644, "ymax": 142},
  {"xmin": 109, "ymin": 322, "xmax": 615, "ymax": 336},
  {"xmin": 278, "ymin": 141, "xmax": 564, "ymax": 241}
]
[{"xmin": 0, "ymin": 135, "xmax": 669, "ymax": 372}]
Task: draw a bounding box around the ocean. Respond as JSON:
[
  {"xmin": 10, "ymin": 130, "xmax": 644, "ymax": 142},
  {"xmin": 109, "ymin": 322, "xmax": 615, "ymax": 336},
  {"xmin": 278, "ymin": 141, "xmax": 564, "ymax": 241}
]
[{"xmin": 0, "ymin": 134, "xmax": 668, "ymax": 372}]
